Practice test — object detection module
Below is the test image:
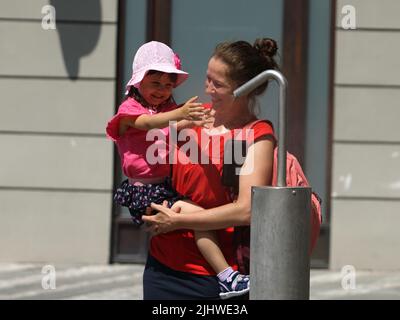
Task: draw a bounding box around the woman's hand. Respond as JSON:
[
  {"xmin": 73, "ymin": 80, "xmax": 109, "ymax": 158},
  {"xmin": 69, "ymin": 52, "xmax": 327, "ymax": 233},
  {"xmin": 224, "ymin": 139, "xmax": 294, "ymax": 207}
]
[{"xmin": 142, "ymin": 202, "xmax": 180, "ymax": 236}]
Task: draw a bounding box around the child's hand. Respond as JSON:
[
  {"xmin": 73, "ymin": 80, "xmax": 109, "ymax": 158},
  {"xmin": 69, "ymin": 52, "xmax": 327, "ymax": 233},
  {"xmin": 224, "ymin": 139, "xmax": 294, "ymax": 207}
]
[{"xmin": 179, "ymin": 96, "xmax": 205, "ymax": 121}]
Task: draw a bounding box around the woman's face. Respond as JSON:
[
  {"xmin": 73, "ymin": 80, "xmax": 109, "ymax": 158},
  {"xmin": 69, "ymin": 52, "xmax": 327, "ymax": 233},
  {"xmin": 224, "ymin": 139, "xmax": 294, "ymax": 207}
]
[
  {"xmin": 205, "ymin": 57, "xmax": 236, "ymax": 109},
  {"xmin": 139, "ymin": 72, "xmax": 175, "ymax": 106}
]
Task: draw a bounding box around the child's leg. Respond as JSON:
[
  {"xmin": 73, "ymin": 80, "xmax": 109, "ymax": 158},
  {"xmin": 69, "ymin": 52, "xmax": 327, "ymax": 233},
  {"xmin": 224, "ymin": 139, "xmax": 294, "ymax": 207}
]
[
  {"xmin": 173, "ymin": 200, "xmax": 250, "ymax": 298},
  {"xmin": 172, "ymin": 200, "xmax": 230, "ymax": 273},
  {"xmin": 195, "ymin": 230, "xmax": 230, "ymax": 273}
]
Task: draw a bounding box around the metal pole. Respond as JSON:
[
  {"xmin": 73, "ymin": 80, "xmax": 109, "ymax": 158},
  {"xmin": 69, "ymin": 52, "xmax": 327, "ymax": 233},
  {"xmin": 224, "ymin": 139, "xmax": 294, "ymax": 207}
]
[
  {"xmin": 233, "ymin": 70, "xmax": 287, "ymax": 187},
  {"xmin": 234, "ymin": 70, "xmax": 311, "ymax": 300}
]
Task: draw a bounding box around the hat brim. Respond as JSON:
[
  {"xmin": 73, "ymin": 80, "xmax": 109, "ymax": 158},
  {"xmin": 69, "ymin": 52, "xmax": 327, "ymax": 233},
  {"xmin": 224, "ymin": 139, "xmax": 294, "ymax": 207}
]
[{"xmin": 125, "ymin": 64, "xmax": 189, "ymax": 93}]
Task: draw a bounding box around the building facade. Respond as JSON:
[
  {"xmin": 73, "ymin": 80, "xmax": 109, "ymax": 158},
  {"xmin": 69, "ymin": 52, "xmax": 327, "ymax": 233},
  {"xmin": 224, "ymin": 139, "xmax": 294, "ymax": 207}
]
[
  {"xmin": 331, "ymin": 0, "xmax": 400, "ymax": 270},
  {"xmin": 0, "ymin": 0, "xmax": 117, "ymax": 263}
]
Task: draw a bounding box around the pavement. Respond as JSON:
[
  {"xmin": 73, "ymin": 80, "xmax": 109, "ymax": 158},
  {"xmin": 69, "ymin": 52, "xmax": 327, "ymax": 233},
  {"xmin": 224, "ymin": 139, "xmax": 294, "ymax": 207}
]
[{"xmin": 0, "ymin": 263, "xmax": 399, "ymax": 300}]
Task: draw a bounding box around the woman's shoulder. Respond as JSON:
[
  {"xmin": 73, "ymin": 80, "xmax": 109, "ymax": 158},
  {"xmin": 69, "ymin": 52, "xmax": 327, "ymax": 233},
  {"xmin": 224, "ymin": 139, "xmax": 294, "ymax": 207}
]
[
  {"xmin": 251, "ymin": 119, "xmax": 274, "ymax": 133},
  {"xmin": 246, "ymin": 119, "xmax": 276, "ymax": 145}
]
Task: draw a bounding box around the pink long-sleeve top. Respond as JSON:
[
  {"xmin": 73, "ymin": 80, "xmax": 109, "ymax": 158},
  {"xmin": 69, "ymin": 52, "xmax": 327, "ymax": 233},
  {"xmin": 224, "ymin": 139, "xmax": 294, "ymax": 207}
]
[{"xmin": 106, "ymin": 97, "xmax": 176, "ymax": 179}]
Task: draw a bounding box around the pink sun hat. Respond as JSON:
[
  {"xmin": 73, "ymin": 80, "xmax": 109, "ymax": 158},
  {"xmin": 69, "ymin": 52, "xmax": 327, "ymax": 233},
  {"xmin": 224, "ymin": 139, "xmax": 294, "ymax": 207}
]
[{"xmin": 125, "ymin": 41, "xmax": 189, "ymax": 94}]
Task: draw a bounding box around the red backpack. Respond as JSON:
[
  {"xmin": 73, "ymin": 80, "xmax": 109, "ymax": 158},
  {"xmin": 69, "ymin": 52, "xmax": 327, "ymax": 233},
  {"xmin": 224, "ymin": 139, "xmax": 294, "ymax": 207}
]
[
  {"xmin": 229, "ymin": 121, "xmax": 323, "ymax": 275},
  {"xmin": 271, "ymin": 148, "xmax": 322, "ymax": 253}
]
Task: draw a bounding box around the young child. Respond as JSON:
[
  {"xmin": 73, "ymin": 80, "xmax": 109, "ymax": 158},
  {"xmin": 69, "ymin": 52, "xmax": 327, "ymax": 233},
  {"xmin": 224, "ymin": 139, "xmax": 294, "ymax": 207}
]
[
  {"xmin": 106, "ymin": 41, "xmax": 203, "ymax": 224},
  {"xmin": 106, "ymin": 41, "xmax": 249, "ymax": 299}
]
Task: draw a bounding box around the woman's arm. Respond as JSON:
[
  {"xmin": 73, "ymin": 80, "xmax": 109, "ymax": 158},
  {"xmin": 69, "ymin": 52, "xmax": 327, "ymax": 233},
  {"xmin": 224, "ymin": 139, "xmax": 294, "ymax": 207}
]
[{"xmin": 143, "ymin": 136, "xmax": 275, "ymax": 233}]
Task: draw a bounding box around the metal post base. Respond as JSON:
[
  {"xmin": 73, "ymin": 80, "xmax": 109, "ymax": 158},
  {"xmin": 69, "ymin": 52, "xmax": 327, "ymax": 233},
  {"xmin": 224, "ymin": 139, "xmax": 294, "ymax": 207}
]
[{"xmin": 250, "ymin": 186, "xmax": 311, "ymax": 300}]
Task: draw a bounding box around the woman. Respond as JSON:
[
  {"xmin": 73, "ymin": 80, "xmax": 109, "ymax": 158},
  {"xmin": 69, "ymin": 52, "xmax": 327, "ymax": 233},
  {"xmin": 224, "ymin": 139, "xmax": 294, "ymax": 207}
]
[{"xmin": 142, "ymin": 38, "xmax": 279, "ymax": 300}]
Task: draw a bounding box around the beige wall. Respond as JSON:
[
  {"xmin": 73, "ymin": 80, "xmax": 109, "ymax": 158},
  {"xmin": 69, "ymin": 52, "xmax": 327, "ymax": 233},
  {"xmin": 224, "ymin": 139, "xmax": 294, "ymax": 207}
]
[
  {"xmin": 331, "ymin": 0, "xmax": 400, "ymax": 269},
  {"xmin": 0, "ymin": 0, "xmax": 117, "ymax": 263}
]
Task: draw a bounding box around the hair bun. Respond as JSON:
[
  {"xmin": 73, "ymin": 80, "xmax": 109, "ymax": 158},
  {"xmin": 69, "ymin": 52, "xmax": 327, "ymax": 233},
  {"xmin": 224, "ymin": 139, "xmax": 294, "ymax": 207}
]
[{"xmin": 253, "ymin": 38, "xmax": 278, "ymax": 58}]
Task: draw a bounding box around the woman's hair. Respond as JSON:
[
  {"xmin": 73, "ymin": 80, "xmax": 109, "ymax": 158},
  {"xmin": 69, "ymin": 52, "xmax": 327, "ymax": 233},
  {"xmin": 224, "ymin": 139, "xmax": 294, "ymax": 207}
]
[{"xmin": 213, "ymin": 38, "xmax": 279, "ymax": 97}]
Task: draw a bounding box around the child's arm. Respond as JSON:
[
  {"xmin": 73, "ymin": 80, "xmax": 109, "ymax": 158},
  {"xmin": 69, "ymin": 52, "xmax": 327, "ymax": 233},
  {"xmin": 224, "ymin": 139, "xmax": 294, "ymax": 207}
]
[{"xmin": 119, "ymin": 96, "xmax": 203, "ymax": 136}]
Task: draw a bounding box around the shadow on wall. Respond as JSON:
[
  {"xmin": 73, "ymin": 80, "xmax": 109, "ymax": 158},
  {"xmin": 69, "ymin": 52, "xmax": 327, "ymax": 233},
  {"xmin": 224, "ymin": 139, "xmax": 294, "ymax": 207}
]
[{"xmin": 50, "ymin": 0, "xmax": 101, "ymax": 79}]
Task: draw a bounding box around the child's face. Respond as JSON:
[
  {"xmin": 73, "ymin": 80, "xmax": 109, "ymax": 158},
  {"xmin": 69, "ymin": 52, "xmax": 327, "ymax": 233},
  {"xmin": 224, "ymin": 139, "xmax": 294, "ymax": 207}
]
[{"xmin": 138, "ymin": 72, "xmax": 175, "ymax": 106}]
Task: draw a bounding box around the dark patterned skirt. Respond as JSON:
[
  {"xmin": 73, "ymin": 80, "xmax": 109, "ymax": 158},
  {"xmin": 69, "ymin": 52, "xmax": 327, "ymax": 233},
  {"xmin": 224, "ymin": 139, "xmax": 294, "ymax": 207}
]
[{"xmin": 113, "ymin": 178, "xmax": 184, "ymax": 226}]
